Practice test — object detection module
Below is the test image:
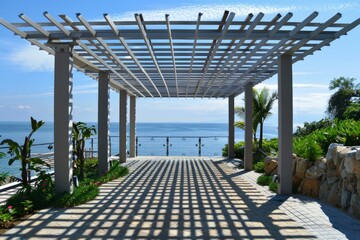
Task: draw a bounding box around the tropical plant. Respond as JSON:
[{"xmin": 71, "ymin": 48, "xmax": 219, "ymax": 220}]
[
  {"xmin": 0, "ymin": 172, "xmax": 10, "ymax": 185},
  {"xmin": 72, "ymin": 122, "xmax": 97, "ymax": 179},
  {"xmin": 293, "ymin": 136, "xmax": 323, "ymax": 161},
  {"xmin": 235, "ymin": 87, "xmax": 278, "ymax": 150},
  {"xmin": 327, "ymin": 77, "xmax": 359, "ymax": 119},
  {"xmin": 343, "ymin": 103, "xmax": 360, "ymax": 120},
  {"xmin": 254, "ymin": 161, "xmax": 265, "ymax": 173},
  {"xmin": 293, "ymin": 118, "xmax": 333, "ymax": 137},
  {"xmin": 0, "ymin": 117, "xmax": 50, "ymax": 186}
]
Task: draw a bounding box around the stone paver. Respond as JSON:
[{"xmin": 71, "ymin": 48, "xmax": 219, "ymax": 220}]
[
  {"xmin": 1, "ymin": 157, "xmax": 359, "ymax": 239},
  {"xmin": 217, "ymin": 158, "xmax": 360, "ymax": 240}
]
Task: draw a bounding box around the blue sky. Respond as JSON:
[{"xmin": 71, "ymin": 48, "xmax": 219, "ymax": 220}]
[{"xmin": 0, "ymin": 0, "xmax": 359, "ymax": 126}]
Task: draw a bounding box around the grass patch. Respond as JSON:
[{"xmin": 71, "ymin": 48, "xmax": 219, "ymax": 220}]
[
  {"xmin": 269, "ymin": 182, "xmax": 278, "ymax": 192},
  {"xmin": 1, "ymin": 159, "xmax": 128, "ymax": 229},
  {"xmin": 256, "ymin": 175, "xmax": 272, "ymax": 186},
  {"xmin": 254, "ymin": 161, "xmax": 265, "ymax": 173}
]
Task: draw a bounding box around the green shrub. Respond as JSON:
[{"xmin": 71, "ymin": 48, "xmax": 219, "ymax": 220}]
[
  {"xmin": 83, "ymin": 158, "xmax": 99, "ymax": 175},
  {"xmin": 293, "ymin": 137, "xmax": 323, "ymax": 161},
  {"xmin": 222, "ymin": 141, "xmax": 245, "ymax": 159},
  {"xmin": 257, "ymin": 175, "xmax": 272, "ymax": 186},
  {"xmin": 0, "ymin": 172, "xmax": 10, "ymax": 185},
  {"xmin": 254, "ymin": 161, "xmax": 265, "ymax": 173},
  {"xmin": 261, "ymin": 138, "xmax": 278, "ymax": 155},
  {"xmin": 269, "ymin": 182, "xmax": 278, "ymax": 192},
  {"xmin": 53, "ymin": 182, "xmax": 99, "ymax": 208}
]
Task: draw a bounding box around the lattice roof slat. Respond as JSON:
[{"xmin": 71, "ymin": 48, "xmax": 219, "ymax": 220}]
[{"xmin": 0, "ymin": 11, "xmax": 359, "ymax": 98}]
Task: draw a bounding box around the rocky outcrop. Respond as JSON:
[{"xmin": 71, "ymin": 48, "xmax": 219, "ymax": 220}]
[
  {"xmin": 319, "ymin": 144, "xmax": 360, "ymax": 218},
  {"xmin": 261, "ymin": 143, "xmax": 360, "ymax": 219}
]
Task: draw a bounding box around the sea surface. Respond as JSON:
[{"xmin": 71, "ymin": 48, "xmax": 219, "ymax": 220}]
[{"xmin": 0, "ymin": 122, "xmax": 278, "ymax": 177}]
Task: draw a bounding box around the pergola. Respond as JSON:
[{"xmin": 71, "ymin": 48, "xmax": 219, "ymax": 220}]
[{"xmin": 1, "ymin": 11, "xmax": 358, "ymax": 195}]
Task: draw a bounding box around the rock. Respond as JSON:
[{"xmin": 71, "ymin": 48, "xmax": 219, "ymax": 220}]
[
  {"xmin": 315, "ymin": 157, "xmax": 327, "ymax": 170},
  {"xmin": 357, "ymin": 180, "xmax": 360, "ymax": 194},
  {"xmin": 292, "ymin": 176, "xmax": 303, "ymax": 191},
  {"xmin": 301, "ymin": 178, "xmax": 319, "ymax": 198},
  {"xmin": 341, "ymin": 190, "xmax": 352, "ymax": 209},
  {"xmin": 295, "ymin": 158, "xmax": 313, "ymax": 180},
  {"xmin": 319, "ymin": 181, "xmax": 330, "ymax": 201},
  {"xmin": 344, "ymin": 150, "xmax": 356, "ymax": 174},
  {"xmin": 356, "ymin": 148, "xmax": 360, "ymax": 161},
  {"xmin": 326, "ymin": 143, "xmax": 343, "ymax": 161},
  {"xmin": 305, "ymin": 165, "xmax": 325, "ymax": 179},
  {"xmin": 326, "ymin": 169, "xmax": 339, "ymax": 184},
  {"xmin": 349, "ymin": 193, "xmax": 360, "ymax": 218},
  {"xmin": 336, "ymin": 147, "xmax": 350, "ymax": 167},
  {"xmin": 343, "ymin": 173, "xmax": 357, "ymax": 192},
  {"xmin": 327, "ymin": 181, "xmax": 341, "ymax": 207},
  {"xmin": 264, "ymin": 158, "xmax": 278, "ymax": 176}
]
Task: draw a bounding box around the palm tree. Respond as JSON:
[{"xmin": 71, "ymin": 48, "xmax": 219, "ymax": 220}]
[{"xmin": 235, "ymin": 87, "xmax": 278, "ymax": 150}]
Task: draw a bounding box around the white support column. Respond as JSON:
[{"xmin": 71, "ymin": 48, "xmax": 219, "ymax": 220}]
[
  {"xmin": 98, "ymin": 71, "xmax": 110, "ymax": 175},
  {"xmin": 244, "ymin": 83, "xmax": 253, "ymax": 171},
  {"xmin": 119, "ymin": 90, "xmax": 127, "ymax": 163},
  {"xmin": 278, "ymin": 53, "xmax": 293, "ymax": 195},
  {"xmin": 129, "ymin": 96, "xmax": 136, "ymax": 157},
  {"xmin": 228, "ymin": 96, "xmax": 235, "ymax": 159},
  {"xmin": 53, "ymin": 44, "xmax": 73, "ymax": 194}
]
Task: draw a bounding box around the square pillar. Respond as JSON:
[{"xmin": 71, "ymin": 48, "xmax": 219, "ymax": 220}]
[
  {"xmin": 98, "ymin": 71, "xmax": 110, "ymax": 175},
  {"xmin": 129, "ymin": 96, "xmax": 136, "ymax": 157},
  {"xmin": 278, "ymin": 53, "xmax": 293, "ymax": 195},
  {"xmin": 53, "ymin": 44, "xmax": 73, "ymax": 194},
  {"xmin": 244, "ymin": 83, "xmax": 253, "ymax": 171},
  {"xmin": 228, "ymin": 96, "xmax": 235, "ymax": 159},
  {"xmin": 119, "ymin": 90, "xmax": 127, "ymax": 163}
]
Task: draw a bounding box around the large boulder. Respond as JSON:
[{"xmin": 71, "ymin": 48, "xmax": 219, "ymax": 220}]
[
  {"xmin": 295, "ymin": 158, "xmax": 313, "ymax": 180},
  {"xmin": 305, "ymin": 165, "xmax": 325, "ymax": 180},
  {"xmin": 327, "ymin": 181, "xmax": 342, "ymax": 207},
  {"xmin": 343, "ymin": 173, "xmax": 357, "ymax": 192},
  {"xmin": 264, "ymin": 157, "xmax": 278, "ymax": 176},
  {"xmin": 319, "ymin": 181, "xmax": 331, "ymax": 201},
  {"xmin": 349, "ymin": 193, "xmax": 360, "ymax": 218},
  {"xmin": 341, "ymin": 189, "xmax": 352, "ymax": 209},
  {"xmin": 300, "ymin": 178, "xmax": 319, "ymax": 198}
]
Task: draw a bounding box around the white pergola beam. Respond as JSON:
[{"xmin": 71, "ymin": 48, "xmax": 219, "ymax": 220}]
[
  {"xmin": 166, "ymin": 14, "xmax": 179, "ymax": 97},
  {"xmin": 186, "ymin": 13, "xmax": 202, "ymax": 97},
  {"xmin": 104, "ymin": 14, "xmax": 162, "ymax": 97},
  {"xmin": 194, "ymin": 12, "xmax": 235, "ymax": 97},
  {"xmin": 135, "ymin": 14, "xmax": 170, "ymax": 97}
]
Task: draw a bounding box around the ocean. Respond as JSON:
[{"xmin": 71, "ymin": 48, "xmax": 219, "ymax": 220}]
[{"xmin": 0, "ymin": 122, "xmax": 278, "ymax": 177}]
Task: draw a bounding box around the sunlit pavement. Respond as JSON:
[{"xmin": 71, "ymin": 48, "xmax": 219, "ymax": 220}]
[{"xmin": 1, "ymin": 157, "xmax": 360, "ymax": 239}]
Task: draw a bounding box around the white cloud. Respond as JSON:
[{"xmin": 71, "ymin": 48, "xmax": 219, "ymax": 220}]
[
  {"xmin": 253, "ymin": 83, "xmax": 328, "ymax": 91},
  {"xmin": 103, "ymin": 3, "xmax": 298, "ymax": 21},
  {"xmin": 17, "ymin": 105, "xmax": 31, "ymax": 110},
  {"xmin": 6, "ymin": 44, "xmax": 53, "ymax": 72}
]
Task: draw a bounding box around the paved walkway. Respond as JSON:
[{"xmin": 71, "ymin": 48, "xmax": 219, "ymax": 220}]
[{"xmin": 1, "ymin": 157, "xmax": 360, "ymax": 239}]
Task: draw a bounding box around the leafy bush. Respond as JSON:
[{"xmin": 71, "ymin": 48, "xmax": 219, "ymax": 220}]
[
  {"xmin": 5, "ymin": 159, "xmax": 129, "ymax": 223},
  {"xmin": 0, "ymin": 205, "xmax": 16, "ymax": 228},
  {"xmin": 222, "ymin": 141, "xmax": 245, "ymax": 159},
  {"xmin": 82, "ymin": 158, "xmax": 99, "ymax": 175},
  {"xmin": 0, "ymin": 172, "xmax": 10, "ymax": 185},
  {"xmin": 269, "ymin": 182, "xmax": 278, "ymax": 192},
  {"xmin": 257, "ymin": 175, "xmax": 272, "ymax": 186},
  {"xmin": 293, "ymin": 137, "xmax": 323, "ymax": 161},
  {"xmin": 261, "ymin": 138, "xmax": 278, "ymax": 155},
  {"xmin": 254, "ymin": 161, "xmax": 265, "ymax": 173},
  {"xmin": 53, "ymin": 182, "xmax": 99, "ymax": 208},
  {"xmin": 294, "ymin": 118, "xmax": 332, "ymax": 137}
]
